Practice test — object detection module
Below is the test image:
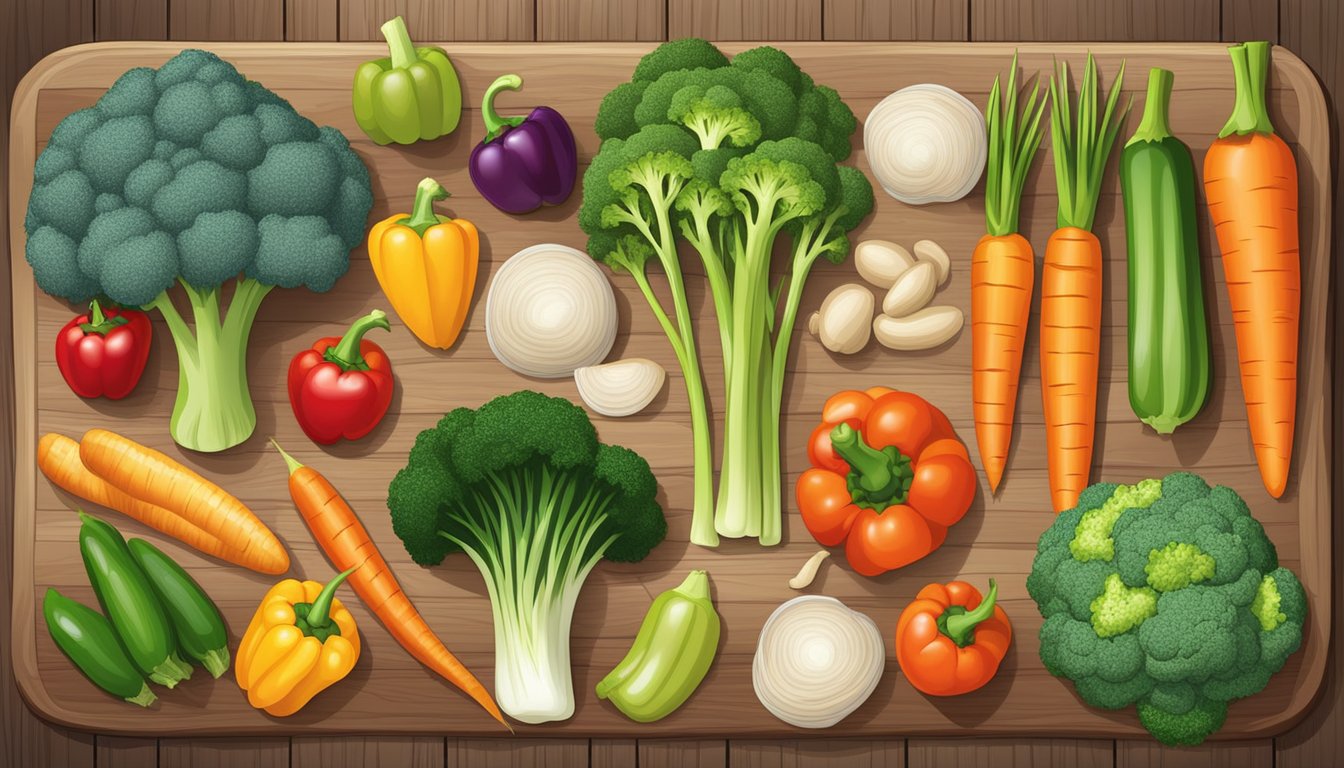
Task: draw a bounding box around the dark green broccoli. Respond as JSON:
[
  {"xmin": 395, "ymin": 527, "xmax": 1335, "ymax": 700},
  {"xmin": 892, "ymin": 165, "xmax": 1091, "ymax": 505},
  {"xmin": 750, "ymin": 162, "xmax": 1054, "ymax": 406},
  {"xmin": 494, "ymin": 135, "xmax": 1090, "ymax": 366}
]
[
  {"xmin": 25, "ymin": 49, "xmax": 372, "ymax": 452},
  {"xmin": 581, "ymin": 40, "xmax": 872, "ymax": 549},
  {"xmin": 1027, "ymin": 472, "xmax": 1307, "ymax": 746},
  {"xmin": 388, "ymin": 390, "xmax": 665, "ymax": 724}
]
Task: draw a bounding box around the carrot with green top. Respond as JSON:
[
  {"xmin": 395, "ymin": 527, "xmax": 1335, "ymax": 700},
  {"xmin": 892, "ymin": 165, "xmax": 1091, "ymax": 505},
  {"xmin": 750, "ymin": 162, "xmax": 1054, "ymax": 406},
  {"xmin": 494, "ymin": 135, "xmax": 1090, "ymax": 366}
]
[
  {"xmin": 1203, "ymin": 41, "xmax": 1300, "ymax": 499},
  {"xmin": 1041, "ymin": 54, "xmax": 1130, "ymax": 513}
]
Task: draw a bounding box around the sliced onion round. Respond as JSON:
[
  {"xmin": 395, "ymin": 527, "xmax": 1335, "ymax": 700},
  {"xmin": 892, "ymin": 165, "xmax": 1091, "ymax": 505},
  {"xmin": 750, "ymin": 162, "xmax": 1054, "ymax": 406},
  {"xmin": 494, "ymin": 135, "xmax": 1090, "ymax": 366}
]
[
  {"xmin": 486, "ymin": 244, "xmax": 618, "ymax": 378},
  {"xmin": 865, "ymin": 83, "xmax": 987, "ymax": 205},
  {"xmin": 752, "ymin": 595, "xmax": 886, "ymax": 728}
]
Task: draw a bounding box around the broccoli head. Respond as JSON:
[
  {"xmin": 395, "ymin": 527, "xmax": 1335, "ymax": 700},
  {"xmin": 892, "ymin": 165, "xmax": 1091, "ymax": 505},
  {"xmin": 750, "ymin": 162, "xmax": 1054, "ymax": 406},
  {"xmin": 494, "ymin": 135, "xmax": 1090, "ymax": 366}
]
[
  {"xmin": 1027, "ymin": 472, "xmax": 1307, "ymax": 746},
  {"xmin": 24, "ymin": 49, "xmax": 373, "ymax": 452},
  {"xmin": 388, "ymin": 391, "xmax": 666, "ymax": 724}
]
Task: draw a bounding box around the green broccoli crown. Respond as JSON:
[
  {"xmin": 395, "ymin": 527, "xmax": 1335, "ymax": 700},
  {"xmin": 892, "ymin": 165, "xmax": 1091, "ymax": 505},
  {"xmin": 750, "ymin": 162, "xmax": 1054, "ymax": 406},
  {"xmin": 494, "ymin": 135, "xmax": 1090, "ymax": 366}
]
[
  {"xmin": 387, "ymin": 391, "xmax": 666, "ymax": 568},
  {"xmin": 25, "ymin": 49, "xmax": 372, "ymax": 306},
  {"xmin": 1028, "ymin": 472, "xmax": 1308, "ymax": 746}
]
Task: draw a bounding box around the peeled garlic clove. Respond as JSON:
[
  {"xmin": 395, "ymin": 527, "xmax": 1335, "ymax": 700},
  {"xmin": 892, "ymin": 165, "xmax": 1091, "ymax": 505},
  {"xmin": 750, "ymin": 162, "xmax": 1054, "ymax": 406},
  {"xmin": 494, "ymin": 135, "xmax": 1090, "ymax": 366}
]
[
  {"xmin": 913, "ymin": 239, "xmax": 951, "ymax": 286},
  {"xmin": 574, "ymin": 358, "xmax": 667, "ymax": 417},
  {"xmin": 872, "ymin": 306, "xmax": 964, "ymax": 351},
  {"xmin": 881, "ymin": 261, "xmax": 936, "ymax": 318},
  {"xmin": 854, "ymin": 240, "xmax": 915, "ymax": 289},
  {"xmin": 813, "ymin": 283, "xmax": 874, "ymax": 354}
]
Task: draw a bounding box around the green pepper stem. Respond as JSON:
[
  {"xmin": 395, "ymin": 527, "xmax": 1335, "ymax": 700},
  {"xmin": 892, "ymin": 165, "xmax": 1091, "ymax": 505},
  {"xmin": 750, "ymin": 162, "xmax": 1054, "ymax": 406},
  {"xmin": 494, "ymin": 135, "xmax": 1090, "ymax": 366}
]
[
  {"xmin": 828, "ymin": 422, "xmax": 912, "ymax": 506},
  {"xmin": 307, "ymin": 566, "xmax": 357, "ymax": 630},
  {"xmin": 79, "ymin": 299, "xmax": 130, "ymax": 335},
  {"xmin": 381, "ymin": 16, "xmax": 418, "ymax": 70},
  {"xmin": 672, "ymin": 569, "xmax": 711, "ymax": 602},
  {"xmin": 270, "ymin": 438, "xmax": 305, "ymax": 476},
  {"xmin": 944, "ymin": 579, "xmax": 998, "ymax": 647},
  {"xmin": 1220, "ymin": 42, "xmax": 1276, "ymax": 138},
  {"xmin": 481, "ymin": 73, "xmax": 526, "ymax": 140},
  {"xmin": 325, "ymin": 309, "xmax": 390, "ymax": 371},
  {"xmin": 402, "ymin": 177, "xmax": 451, "ymax": 236},
  {"xmin": 1128, "ymin": 68, "xmax": 1174, "ymax": 145}
]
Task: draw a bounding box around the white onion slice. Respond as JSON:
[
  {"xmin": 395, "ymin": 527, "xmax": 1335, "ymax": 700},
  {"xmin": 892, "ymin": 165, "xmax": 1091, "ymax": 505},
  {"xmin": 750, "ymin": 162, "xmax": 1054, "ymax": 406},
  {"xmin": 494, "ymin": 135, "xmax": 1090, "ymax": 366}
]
[
  {"xmin": 865, "ymin": 83, "xmax": 987, "ymax": 205},
  {"xmin": 485, "ymin": 244, "xmax": 618, "ymax": 378},
  {"xmin": 752, "ymin": 595, "xmax": 886, "ymax": 728},
  {"xmin": 574, "ymin": 358, "xmax": 666, "ymax": 417}
]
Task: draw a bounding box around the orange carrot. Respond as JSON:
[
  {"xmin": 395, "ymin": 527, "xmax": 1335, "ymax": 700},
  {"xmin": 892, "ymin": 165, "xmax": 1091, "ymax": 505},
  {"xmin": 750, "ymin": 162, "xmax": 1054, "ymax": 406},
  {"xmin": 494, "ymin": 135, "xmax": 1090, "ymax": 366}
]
[
  {"xmin": 1041, "ymin": 54, "xmax": 1129, "ymax": 512},
  {"xmin": 39, "ymin": 431, "xmax": 289, "ymax": 574},
  {"xmin": 1203, "ymin": 41, "xmax": 1299, "ymax": 499},
  {"xmin": 271, "ymin": 440, "xmax": 510, "ymax": 730},
  {"xmin": 972, "ymin": 54, "xmax": 1049, "ymax": 492}
]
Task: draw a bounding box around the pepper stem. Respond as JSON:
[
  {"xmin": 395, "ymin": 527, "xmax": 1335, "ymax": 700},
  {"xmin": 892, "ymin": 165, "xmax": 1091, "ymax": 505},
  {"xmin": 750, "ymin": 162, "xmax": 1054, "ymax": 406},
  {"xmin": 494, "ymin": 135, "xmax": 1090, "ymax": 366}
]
[
  {"xmin": 307, "ymin": 566, "xmax": 357, "ymax": 630},
  {"xmin": 1128, "ymin": 67, "xmax": 1174, "ymax": 145},
  {"xmin": 1219, "ymin": 42, "xmax": 1276, "ymax": 138},
  {"xmin": 325, "ymin": 309, "xmax": 390, "ymax": 371},
  {"xmin": 943, "ymin": 579, "xmax": 999, "ymax": 647},
  {"xmin": 270, "ymin": 438, "xmax": 304, "ymax": 476},
  {"xmin": 401, "ymin": 177, "xmax": 451, "ymax": 236},
  {"xmin": 481, "ymin": 73, "xmax": 526, "ymax": 140},
  {"xmin": 79, "ymin": 299, "xmax": 130, "ymax": 335},
  {"xmin": 381, "ymin": 16, "xmax": 418, "ymax": 70},
  {"xmin": 828, "ymin": 422, "xmax": 913, "ymax": 508},
  {"xmin": 672, "ymin": 569, "xmax": 711, "ymax": 601}
]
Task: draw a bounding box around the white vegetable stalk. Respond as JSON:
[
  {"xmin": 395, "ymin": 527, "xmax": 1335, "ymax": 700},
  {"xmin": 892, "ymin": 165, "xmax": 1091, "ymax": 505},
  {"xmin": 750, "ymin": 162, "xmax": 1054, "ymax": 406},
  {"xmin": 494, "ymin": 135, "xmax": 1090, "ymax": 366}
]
[{"xmin": 865, "ymin": 84, "xmax": 987, "ymax": 205}]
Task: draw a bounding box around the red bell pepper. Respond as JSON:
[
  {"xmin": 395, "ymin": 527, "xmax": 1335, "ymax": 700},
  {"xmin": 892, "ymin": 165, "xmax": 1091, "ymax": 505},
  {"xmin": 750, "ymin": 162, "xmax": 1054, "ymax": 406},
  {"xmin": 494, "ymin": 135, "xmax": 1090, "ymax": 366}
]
[
  {"xmin": 55, "ymin": 300, "xmax": 152, "ymax": 400},
  {"xmin": 287, "ymin": 309, "xmax": 394, "ymax": 444},
  {"xmin": 896, "ymin": 579, "xmax": 1011, "ymax": 696},
  {"xmin": 796, "ymin": 388, "xmax": 977, "ymax": 576}
]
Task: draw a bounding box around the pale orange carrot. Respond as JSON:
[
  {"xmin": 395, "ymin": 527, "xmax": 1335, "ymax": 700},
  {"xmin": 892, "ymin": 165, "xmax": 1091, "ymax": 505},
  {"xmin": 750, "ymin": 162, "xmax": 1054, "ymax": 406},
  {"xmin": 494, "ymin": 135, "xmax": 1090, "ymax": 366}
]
[
  {"xmin": 38, "ymin": 432, "xmax": 288, "ymax": 574},
  {"xmin": 271, "ymin": 440, "xmax": 510, "ymax": 730},
  {"xmin": 972, "ymin": 54, "xmax": 1049, "ymax": 493},
  {"xmin": 74, "ymin": 429, "xmax": 289, "ymax": 574},
  {"xmin": 1204, "ymin": 41, "xmax": 1299, "ymax": 499}
]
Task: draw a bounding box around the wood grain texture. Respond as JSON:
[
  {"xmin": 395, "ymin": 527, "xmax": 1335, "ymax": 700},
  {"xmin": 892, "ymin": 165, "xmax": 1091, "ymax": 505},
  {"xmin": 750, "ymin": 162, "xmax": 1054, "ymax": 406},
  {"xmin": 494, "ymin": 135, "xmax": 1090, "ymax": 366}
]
[
  {"xmin": 159, "ymin": 737, "xmax": 289, "ymax": 768},
  {"xmin": 640, "ymin": 739, "xmax": 728, "ymax": 767},
  {"xmin": 288, "ymin": 0, "xmax": 339, "ymax": 41},
  {"xmin": 1117, "ymin": 740, "xmax": 1272, "ymax": 767},
  {"xmin": 1222, "ymin": 0, "xmax": 1279, "ymax": 42},
  {"xmin": 823, "ymin": 0, "xmax": 967, "ymax": 41},
  {"xmin": 450, "ymin": 738, "xmax": 588, "ymax": 766},
  {"xmin": 4, "ymin": 42, "xmax": 1332, "ymax": 744},
  {"xmin": 94, "ymin": 0, "xmax": 168, "ymax": 41},
  {"xmin": 340, "ymin": 0, "xmax": 536, "ymax": 41},
  {"xmin": 970, "ymin": 0, "xmax": 1220, "ymax": 41},
  {"xmin": 167, "ymin": 0, "xmax": 283, "ymax": 40},
  {"xmin": 293, "ymin": 735, "xmax": 445, "ymax": 767},
  {"xmin": 94, "ymin": 736, "xmax": 158, "ymax": 768},
  {"xmin": 538, "ymin": 0, "xmax": 665, "ymax": 41},
  {"xmin": 731, "ymin": 739, "xmax": 905, "ymax": 767},
  {"xmin": 669, "ymin": 0, "xmax": 822, "ymax": 39},
  {"xmin": 908, "ymin": 739, "xmax": 1112, "ymax": 768},
  {"xmin": 589, "ymin": 739, "xmax": 636, "ymax": 767}
]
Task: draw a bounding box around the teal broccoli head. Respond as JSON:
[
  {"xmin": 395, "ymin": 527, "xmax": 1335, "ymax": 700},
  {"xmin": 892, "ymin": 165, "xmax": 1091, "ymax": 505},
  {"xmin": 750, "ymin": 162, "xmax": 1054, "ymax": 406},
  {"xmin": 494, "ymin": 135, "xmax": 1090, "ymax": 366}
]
[
  {"xmin": 1027, "ymin": 472, "xmax": 1308, "ymax": 746},
  {"xmin": 25, "ymin": 49, "xmax": 372, "ymax": 305}
]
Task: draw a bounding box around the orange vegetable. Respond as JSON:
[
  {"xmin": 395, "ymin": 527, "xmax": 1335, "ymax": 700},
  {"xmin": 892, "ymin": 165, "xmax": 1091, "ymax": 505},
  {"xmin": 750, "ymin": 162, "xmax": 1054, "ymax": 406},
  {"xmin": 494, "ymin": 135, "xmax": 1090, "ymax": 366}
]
[
  {"xmin": 1203, "ymin": 41, "xmax": 1299, "ymax": 498},
  {"xmin": 38, "ymin": 431, "xmax": 289, "ymax": 574},
  {"xmin": 1041, "ymin": 54, "xmax": 1129, "ymax": 512},
  {"xmin": 896, "ymin": 579, "xmax": 1012, "ymax": 696},
  {"xmin": 270, "ymin": 440, "xmax": 509, "ymax": 729},
  {"xmin": 797, "ymin": 389, "xmax": 976, "ymax": 576},
  {"xmin": 972, "ymin": 55, "xmax": 1049, "ymax": 493}
]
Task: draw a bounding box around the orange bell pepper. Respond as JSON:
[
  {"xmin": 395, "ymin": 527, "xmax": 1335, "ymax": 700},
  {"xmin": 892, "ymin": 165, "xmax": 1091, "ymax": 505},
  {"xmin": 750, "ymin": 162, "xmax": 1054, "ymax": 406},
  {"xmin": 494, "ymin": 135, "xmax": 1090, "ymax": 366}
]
[
  {"xmin": 896, "ymin": 580, "xmax": 1012, "ymax": 696},
  {"xmin": 368, "ymin": 177, "xmax": 479, "ymax": 349},
  {"xmin": 796, "ymin": 388, "xmax": 977, "ymax": 576}
]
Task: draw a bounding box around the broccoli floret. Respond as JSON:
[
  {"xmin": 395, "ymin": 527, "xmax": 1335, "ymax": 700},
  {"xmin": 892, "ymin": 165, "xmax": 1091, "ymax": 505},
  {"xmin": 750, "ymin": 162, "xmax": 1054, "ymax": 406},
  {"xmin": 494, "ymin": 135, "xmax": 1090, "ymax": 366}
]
[
  {"xmin": 631, "ymin": 37, "xmax": 728, "ymax": 82},
  {"xmin": 595, "ymin": 80, "xmax": 649, "ymax": 140},
  {"xmin": 24, "ymin": 49, "xmax": 372, "ymax": 453},
  {"xmin": 1028, "ymin": 472, "xmax": 1308, "ymax": 746},
  {"xmin": 388, "ymin": 391, "xmax": 666, "ymax": 724}
]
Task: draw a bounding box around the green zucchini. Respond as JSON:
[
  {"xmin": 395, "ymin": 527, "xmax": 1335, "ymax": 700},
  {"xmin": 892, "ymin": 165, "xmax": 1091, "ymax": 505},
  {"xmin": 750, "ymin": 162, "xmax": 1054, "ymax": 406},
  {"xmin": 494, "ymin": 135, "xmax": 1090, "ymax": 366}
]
[
  {"xmin": 78, "ymin": 512, "xmax": 191, "ymax": 687},
  {"xmin": 128, "ymin": 538, "xmax": 231, "ymax": 678},
  {"xmin": 43, "ymin": 589, "xmax": 156, "ymax": 707},
  {"xmin": 1120, "ymin": 67, "xmax": 1211, "ymax": 434}
]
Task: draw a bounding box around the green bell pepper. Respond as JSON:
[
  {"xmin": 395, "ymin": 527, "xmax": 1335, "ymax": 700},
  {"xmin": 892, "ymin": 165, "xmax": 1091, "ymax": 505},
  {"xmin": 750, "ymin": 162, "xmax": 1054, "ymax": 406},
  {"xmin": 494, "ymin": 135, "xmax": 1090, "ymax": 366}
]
[{"xmin": 352, "ymin": 16, "xmax": 461, "ymax": 145}]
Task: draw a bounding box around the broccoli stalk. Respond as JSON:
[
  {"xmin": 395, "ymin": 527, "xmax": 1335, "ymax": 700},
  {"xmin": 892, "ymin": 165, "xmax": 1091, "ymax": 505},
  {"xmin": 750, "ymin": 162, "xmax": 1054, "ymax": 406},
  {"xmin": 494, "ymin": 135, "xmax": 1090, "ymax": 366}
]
[
  {"xmin": 24, "ymin": 50, "xmax": 372, "ymax": 452},
  {"xmin": 388, "ymin": 391, "xmax": 666, "ymax": 724}
]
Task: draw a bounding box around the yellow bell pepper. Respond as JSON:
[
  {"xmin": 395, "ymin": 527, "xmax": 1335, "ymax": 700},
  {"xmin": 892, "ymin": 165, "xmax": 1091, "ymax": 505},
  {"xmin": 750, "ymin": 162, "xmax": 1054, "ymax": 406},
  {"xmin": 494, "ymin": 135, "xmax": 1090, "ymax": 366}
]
[
  {"xmin": 235, "ymin": 568, "xmax": 360, "ymax": 717},
  {"xmin": 368, "ymin": 177, "xmax": 479, "ymax": 350}
]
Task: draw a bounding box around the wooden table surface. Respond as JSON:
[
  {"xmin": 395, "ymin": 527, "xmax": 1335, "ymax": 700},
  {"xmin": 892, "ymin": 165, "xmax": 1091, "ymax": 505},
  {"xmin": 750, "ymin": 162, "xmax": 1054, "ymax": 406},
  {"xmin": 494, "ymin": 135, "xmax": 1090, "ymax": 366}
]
[{"xmin": 1, "ymin": 1, "xmax": 1341, "ymax": 767}]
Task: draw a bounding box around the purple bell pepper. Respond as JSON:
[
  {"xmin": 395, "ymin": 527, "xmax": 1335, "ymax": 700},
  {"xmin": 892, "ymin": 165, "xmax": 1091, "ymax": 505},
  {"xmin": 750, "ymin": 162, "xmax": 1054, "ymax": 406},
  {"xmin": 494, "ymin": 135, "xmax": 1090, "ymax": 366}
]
[{"xmin": 468, "ymin": 74, "xmax": 578, "ymax": 214}]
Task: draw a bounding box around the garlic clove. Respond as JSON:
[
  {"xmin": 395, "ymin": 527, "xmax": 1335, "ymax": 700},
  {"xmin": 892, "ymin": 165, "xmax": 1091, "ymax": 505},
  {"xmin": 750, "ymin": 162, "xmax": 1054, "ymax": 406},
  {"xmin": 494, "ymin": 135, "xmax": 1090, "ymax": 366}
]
[
  {"xmin": 913, "ymin": 239, "xmax": 951, "ymax": 286},
  {"xmin": 815, "ymin": 283, "xmax": 874, "ymax": 354},
  {"xmin": 854, "ymin": 240, "xmax": 915, "ymax": 289},
  {"xmin": 881, "ymin": 261, "xmax": 937, "ymax": 318},
  {"xmin": 872, "ymin": 306, "xmax": 964, "ymax": 351},
  {"xmin": 574, "ymin": 358, "xmax": 667, "ymax": 417}
]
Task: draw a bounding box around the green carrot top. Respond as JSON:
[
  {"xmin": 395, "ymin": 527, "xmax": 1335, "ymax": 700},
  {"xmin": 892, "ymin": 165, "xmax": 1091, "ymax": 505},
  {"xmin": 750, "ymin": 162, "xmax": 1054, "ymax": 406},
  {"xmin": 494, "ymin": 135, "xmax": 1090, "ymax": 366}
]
[
  {"xmin": 1220, "ymin": 41, "xmax": 1276, "ymax": 138},
  {"xmin": 1049, "ymin": 53, "xmax": 1131, "ymax": 232},
  {"xmin": 984, "ymin": 53, "xmax": 1050, "ymax": 238}
]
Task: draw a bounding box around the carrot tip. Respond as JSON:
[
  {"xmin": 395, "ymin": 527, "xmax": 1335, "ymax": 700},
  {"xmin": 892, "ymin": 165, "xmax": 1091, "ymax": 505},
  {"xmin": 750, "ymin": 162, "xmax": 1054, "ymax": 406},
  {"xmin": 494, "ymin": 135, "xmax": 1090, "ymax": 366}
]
[{"xmin": 270, "ymin": 438, "xmax": 305, "ymax": 476}]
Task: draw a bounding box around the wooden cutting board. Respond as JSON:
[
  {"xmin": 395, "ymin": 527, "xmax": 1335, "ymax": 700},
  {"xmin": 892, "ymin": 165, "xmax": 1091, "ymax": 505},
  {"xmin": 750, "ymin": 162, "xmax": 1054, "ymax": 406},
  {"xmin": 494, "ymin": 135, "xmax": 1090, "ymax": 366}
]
[{"xmin": 8, "ymin": 41, "xmax": 1332, "ymax": 738}]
